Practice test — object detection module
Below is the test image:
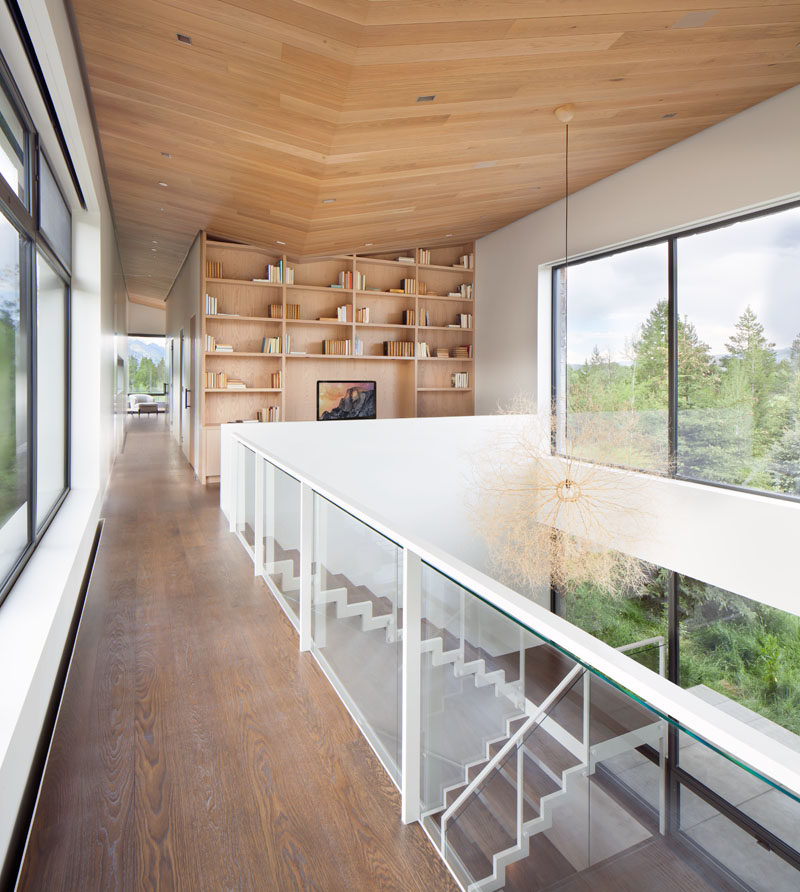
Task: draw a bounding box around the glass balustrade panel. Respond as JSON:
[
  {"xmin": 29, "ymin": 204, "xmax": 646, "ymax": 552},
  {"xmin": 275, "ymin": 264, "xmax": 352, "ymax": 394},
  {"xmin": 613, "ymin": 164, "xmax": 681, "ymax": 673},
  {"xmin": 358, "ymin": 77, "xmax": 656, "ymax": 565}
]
[{"xmin": 311, "ymin": 493, "xmax": 402, "ymax": 783}]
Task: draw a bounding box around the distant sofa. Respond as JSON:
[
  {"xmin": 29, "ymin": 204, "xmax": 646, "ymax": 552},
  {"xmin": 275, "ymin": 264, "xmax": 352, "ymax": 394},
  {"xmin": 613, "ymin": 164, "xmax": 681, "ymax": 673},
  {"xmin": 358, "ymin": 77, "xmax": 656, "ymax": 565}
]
[{"xmin": 128, "ymin": 393, "xmax": 166, "ymax": 413}]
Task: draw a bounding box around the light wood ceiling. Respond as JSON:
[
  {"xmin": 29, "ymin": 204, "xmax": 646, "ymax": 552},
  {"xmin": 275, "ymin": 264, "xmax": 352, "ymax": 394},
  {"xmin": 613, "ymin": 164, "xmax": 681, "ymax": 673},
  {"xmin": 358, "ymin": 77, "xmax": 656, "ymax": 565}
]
[{"xmin": 68, "ymin": 0, "xmax": 800, "ymax": 306}]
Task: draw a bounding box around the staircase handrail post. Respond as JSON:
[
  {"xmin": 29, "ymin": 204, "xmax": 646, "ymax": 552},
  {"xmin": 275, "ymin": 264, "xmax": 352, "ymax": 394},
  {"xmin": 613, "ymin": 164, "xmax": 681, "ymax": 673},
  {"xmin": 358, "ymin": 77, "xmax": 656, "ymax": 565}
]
[
  {"xmin": 299, "ymin": 482, "xmax": 314, "ymax": 652},
  {"xmin": 401, "ymin": 548, "xmax": 423, "ymax": 824},
  {"xmin": 254, "ymin": 456, "xmax": 265, "ymax": 577}
]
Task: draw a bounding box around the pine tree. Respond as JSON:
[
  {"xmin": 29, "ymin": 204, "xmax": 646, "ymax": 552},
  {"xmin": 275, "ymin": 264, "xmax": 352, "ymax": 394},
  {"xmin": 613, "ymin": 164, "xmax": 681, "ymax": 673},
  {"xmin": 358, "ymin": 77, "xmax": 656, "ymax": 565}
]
[{"xmin": 722, "ymin": 306, "xmax": 778, "ymax": 448}]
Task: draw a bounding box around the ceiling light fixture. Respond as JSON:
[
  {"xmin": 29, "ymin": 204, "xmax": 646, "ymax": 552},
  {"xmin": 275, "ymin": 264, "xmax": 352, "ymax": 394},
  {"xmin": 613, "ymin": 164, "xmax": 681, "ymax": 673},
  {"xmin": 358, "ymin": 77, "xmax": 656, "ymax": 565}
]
[
  {"xmin": 176, "ymin": 33, "xmax": 192, "ymax": 45},
  {"xmin": 158, "ymin": 181, "xmax": 167, "ymax": 187},
  {"xmin": 322, "ymin": 198, "xmax": 336, "ymax": 204},
  {"xmin": 416, "ymin": 95, "xmax": 436, "ymax": 103},
  {"xmin": 364, "ymin": 242, "xmax": 373, "ymax": 247},
  {"xmin": 276, "ymin": 240, "xmax": 286, "ymax": 245},
  {"xmin": 445, "ymin": 233, "xmax": 453, "ymax": 238}
]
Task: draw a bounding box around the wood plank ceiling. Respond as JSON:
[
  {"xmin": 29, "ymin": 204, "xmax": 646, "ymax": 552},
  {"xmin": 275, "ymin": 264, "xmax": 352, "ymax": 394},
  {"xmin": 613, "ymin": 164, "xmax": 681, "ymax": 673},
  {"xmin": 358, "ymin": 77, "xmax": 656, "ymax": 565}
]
[{"xmin": 68, "ymin": 0, "xmax": 800, "ymax": 306}]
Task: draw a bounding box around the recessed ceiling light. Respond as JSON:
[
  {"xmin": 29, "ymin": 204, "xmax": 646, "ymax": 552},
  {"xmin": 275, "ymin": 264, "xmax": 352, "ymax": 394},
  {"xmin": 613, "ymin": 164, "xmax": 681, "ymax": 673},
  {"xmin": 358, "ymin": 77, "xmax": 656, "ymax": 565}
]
[
  {"xmin": 151, "ymin": 247, "xmax": 157, "ymax": 252},
  {"xmin": 276, "ymin": 240, "xmax": 286, "ymax": 245},
  {"xmin": 159, "ymin": 207, "xmax": 165, "ymax": 212},
  {"xmin": 322, "ymin": 198, "xmax": 336, "ymax": 204},
  {"xmin": 416, "ymin": 95, "xmax": 436, "ymax": 103},
  {"xmin": 161, "ymin": 152, "xmax": 172, "ymax": 158},
  {"xmin": 445, "ymin": 233, "xmax": 453, "ymax": 238},
  {"xmin": 158, "ymin": 181, "xmax": 167, "ymax": 187},
  {"xmin": 663, "ymin": 113, "xmax": 677, "ymax": 119},
  {"xmin": 176, "ymin": 33, "xmax": 192, "ymax": 45},
  {"xmin": 364, "ymin": 242, "xmax": 373, "ymax": 247}
]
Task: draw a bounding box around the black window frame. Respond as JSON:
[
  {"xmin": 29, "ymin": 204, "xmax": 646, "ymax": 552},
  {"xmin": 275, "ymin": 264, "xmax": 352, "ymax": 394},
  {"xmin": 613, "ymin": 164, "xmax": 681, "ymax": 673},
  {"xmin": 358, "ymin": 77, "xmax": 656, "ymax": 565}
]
[
  {"xmin": 0, "ymin": 48, "xmax": 71, "ymax": 608},
  {"xmin": 551, "ymin": 198, "xmax": 800, "ymax": 505}
]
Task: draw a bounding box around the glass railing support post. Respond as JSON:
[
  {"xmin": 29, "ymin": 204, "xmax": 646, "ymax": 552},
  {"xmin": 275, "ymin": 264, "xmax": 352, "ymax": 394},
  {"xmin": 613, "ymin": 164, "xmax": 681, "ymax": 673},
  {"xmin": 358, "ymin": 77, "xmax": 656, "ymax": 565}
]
[
  {"xmin": 299, "ymin": 482, "xmax": 314, "ymax": 652},
  {"xmin": 401, "ymin": 547, "xmax": 422, "ymax": 824},
  {"xmin": 254, "ymin": 457, "xmax": 265, "ymax": 576},
  {"xmin": 583, "ymin": 670, "xmax": 592, "ymax": 773}
]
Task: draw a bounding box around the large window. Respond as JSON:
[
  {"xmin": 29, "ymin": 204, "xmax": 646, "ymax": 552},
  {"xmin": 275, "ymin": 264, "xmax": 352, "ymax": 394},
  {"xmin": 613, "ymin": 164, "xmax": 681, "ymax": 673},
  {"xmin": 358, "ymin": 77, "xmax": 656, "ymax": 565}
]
[
  {"xmin": 0, "ymin": 52, "xmax": 70, "ymax": 604},
  {"xmin": 554, "ymin": 201, "xmax": 800, "ymax": 500}
]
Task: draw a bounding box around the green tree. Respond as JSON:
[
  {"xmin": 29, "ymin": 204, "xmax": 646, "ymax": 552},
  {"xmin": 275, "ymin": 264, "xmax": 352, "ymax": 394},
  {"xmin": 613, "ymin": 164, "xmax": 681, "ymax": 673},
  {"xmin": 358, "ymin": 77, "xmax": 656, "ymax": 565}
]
[{"xmin": 721, "ymin": 306, "xmax": 777, "ymax": 449}]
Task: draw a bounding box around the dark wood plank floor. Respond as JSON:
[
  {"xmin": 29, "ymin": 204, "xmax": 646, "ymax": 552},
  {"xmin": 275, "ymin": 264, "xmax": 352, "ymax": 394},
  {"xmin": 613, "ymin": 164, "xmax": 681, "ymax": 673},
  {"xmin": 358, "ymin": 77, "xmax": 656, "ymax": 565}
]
[{"xmin": 17, "ymin": 417, "xmax": 456, "ymax": 892}]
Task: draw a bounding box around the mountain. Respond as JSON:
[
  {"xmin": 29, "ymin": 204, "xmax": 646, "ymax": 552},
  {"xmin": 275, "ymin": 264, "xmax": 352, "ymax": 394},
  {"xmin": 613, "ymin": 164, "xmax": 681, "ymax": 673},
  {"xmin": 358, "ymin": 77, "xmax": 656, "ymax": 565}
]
[{"xmin": 129, "ymin": 338, "xmax": 165, "ymax": 364}]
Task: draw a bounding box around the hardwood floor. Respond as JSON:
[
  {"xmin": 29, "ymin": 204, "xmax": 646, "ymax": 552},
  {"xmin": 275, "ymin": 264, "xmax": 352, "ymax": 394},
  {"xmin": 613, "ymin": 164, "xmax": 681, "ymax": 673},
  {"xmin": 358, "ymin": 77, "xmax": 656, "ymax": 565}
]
[{"xmin": 16, "ymin": 417, "xmax": 456, "ymax": 892}]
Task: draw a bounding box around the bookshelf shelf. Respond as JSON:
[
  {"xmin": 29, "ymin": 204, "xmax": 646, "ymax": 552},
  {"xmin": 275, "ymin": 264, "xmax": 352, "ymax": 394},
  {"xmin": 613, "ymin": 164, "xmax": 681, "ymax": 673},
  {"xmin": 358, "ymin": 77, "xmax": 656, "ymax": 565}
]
[
  {"xmin": 200, "ymin": 234, "xmax": 475, "ymax": 480},
  {"xmin": 206, "ymin": 277, "xmax": 284, "ymax": 288},
  {"xmin": 206, "ymin": 314, "xmax": 279, "ymax": 322},
  {"xmin": 418, "ymin": 263, "xmax": 474, "ymax": 275},
  {"xmin": 287, "ymin": 283, "xmax": 353, "ymax": 294},
  {"xmin": 205, "ymin": 351, "xmax": 283, "ymax": 357},
  {"xmin": 205, "ymin": 387, "xmax": 282, "ymax": 393}
]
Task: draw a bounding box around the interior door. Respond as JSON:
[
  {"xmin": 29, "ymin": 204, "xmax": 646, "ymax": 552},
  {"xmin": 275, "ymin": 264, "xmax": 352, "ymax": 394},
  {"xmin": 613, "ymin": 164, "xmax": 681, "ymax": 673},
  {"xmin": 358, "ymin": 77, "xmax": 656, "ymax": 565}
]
[
  {"xmin": 178, "ymin": 329, "xmax": 185, "ymax": 448},
  {"xmin": 188, "ymin": 315, "xmax": 196, "ymax": 467}
]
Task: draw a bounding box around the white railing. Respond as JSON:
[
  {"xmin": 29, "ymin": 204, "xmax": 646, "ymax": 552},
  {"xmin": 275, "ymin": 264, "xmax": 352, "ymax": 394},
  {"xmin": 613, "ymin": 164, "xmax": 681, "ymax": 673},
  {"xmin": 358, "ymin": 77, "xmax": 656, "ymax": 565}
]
[{"xmin": 222, "ymin": 428, "xmax": 800, "ymax": 889}]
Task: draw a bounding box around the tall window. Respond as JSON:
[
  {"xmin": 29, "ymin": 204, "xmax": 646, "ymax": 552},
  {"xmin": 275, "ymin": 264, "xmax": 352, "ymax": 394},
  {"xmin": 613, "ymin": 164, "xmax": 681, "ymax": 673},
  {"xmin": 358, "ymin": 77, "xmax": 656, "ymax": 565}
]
[
  {"xmin": 128, "ymin": 335, "xmax": 166, "ymax": 394},
  {"xmin": 0, "ymin": 53, "xmax": 70, "ymax": 604},
  {"xmin": 554, "ymin": 202, "xmax": 800, "ymax": 500}
]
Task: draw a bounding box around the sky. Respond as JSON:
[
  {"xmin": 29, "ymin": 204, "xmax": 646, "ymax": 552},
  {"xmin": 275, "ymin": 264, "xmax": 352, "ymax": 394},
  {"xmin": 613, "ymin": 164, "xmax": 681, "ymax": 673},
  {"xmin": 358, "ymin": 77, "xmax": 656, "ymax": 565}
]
[{"xmin": 566, "ymin": 205, "xmax": 800, "ymax": 365}]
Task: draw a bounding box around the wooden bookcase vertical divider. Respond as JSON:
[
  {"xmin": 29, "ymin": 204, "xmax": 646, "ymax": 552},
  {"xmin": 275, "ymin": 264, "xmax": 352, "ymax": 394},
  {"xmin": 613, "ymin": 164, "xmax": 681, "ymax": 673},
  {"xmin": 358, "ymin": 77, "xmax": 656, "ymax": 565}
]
[{"xmin": 199, "ymin": 232, "xmax": 475, "ymax": 483}]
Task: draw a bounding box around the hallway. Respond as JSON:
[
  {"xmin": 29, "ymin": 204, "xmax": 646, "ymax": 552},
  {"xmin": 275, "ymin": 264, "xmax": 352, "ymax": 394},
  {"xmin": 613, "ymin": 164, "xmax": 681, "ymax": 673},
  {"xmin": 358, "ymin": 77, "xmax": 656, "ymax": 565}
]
[{"xmin": 17, "ymin": 418, "xmax": 455, "ymax": 891}]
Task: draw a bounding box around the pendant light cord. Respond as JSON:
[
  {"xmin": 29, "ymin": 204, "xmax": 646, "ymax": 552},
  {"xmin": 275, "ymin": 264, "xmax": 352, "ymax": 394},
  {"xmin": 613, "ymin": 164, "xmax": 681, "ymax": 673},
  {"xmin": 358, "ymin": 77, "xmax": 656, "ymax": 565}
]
[{"xmin": 564, "ymin": 122, "xmax": 569, "ymax": 278}]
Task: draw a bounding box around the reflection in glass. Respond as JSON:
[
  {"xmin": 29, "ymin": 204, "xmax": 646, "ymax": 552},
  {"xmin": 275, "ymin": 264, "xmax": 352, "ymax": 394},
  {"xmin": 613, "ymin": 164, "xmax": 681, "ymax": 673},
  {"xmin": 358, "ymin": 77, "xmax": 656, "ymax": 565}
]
[
  {"xmin": 557, "ymin": 242, "xmax": 669, "ymax": 473},
  {"xmin": 679, "ymin": 574, "xmax": 800, "ymax": 737},
  {"xmin": 677, "ymin": 206, "xmax": 800, "ymax": 495},
  {"xmin": 0, "ymin": 83, "xmax": 26, "ymax": 203},
  {"xmin": 36, "ymin": 253, "xmax": 67, "ymax": 526},
  {"xmin": 0, "ymin": 212, "xmax": 28, "ymax": 578},
  {"xmin": 312, "ymin": 494, "xmax": 402, "ymax": 782}
]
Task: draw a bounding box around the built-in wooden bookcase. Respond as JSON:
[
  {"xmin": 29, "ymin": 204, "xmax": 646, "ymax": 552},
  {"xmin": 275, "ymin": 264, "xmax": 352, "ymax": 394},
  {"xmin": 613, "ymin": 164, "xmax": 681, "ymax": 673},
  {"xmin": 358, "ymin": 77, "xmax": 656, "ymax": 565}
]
[{"xmin": 199, "ymin": 234, "xmax": 474, "ymax": 481}]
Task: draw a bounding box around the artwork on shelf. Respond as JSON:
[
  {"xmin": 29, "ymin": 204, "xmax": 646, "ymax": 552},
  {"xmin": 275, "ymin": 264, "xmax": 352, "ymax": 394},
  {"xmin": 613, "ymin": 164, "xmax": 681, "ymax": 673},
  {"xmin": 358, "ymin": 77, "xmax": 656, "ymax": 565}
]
[{"xmin": 317, "ymin": 380, "xmax": 376, "ymax": 421}]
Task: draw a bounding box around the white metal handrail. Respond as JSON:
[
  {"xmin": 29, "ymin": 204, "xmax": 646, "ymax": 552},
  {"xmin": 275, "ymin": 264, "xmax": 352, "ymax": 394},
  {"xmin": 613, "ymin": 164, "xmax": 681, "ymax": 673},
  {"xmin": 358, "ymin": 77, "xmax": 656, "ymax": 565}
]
[
  {"xmin": 440, "ymin": 663, "xmax": 584, "ymax": 855},
  {"xmin": 616, "ymin": 635, "xmax": 666, "ymax": 677}
]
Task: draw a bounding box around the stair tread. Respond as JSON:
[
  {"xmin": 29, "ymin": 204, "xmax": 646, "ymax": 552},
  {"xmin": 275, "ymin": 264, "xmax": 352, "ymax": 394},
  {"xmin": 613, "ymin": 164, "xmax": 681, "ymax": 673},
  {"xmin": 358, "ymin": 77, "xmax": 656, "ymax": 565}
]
[{"xmin": 445, "ymin": 796, "xmax": 515, "ymax": 883}]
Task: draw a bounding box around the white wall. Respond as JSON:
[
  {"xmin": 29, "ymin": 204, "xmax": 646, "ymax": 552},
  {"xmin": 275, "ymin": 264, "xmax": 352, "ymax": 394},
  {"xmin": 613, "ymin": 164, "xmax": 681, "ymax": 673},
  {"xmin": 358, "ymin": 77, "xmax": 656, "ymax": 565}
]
[
  {"xmin": 165, "ymin": 233, "xmax": 202, "ymax": 466},
  {"xmin": 128, "ymin": 300, "xmax": 166, "ymax": 335},
  {"xmin": 476, "ymin": 85, "xmax": 800, "ymax": 415},
  {"xmin": 0, "ymin": 0, "xmax": 125, "ymax": 871}
]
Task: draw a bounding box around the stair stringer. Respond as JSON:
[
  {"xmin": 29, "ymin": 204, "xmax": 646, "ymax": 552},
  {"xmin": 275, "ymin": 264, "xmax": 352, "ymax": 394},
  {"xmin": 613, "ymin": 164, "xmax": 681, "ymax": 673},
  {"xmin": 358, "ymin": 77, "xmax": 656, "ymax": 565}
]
[{"xmin": 469, "ymin": 760, "xmax": 588, "ymax": 892}]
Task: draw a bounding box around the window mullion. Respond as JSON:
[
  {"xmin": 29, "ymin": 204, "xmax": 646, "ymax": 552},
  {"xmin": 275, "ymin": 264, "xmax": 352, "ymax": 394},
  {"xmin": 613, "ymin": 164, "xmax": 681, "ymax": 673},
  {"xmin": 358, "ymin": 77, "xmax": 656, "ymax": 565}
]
[{"xmin": 667, "ymin": 237, "xmax": 678, "ymax": 477}]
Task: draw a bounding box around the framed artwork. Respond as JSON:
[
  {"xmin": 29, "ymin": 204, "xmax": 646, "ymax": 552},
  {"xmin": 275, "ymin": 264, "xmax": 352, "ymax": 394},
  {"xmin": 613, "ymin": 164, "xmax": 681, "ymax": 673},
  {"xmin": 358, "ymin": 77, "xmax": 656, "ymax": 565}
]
[{"xmin": 317, "ymin": 380, "xmax": 377, "ymax": 420}]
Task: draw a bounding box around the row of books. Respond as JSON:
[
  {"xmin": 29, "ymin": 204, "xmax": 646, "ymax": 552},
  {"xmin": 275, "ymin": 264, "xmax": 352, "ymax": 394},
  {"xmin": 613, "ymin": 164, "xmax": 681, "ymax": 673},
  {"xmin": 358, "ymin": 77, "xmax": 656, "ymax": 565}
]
[
  {"xmin": 205, "ymin": 371, "xmax": 247, "ymax": 390},
  {"xmin": 270, "ymin": 370, "xmax": 283, "ymax": 389},
  {"xmin": 257, "ymin": 406, "xmax": 281, "ymax": 423},
  {"xmin": 322, "ymin": 339, "xmax": 353, "ymax": 356},
  {"xmin": 206, "ymin": 260, "xmax": 223, "ymax": 278},
  {"xmin": 254, "ymin": 260, "xmax": 293, "ymax": 284},
  {"xmin": 266, "ymin": 303, "xmax": 299, "ymax": 319},
  {"xmin": 261, "ymin": 335, "xmax": 290, "ymax": 354},
  {"xmin": 384, "ymin": 340, "xmax": 415, "ymax": 357},
  {"xmin": 402, "ymin": 309, "xmax": 431, "ymax": 326},
  {"xmin": 451, "ymin": 372, "xmax": 470, "ymax": 389},
  {"xmin": 334, "ymin": 270, "xmax": 367, "ymax": 290},
  {"xmin": 455, "ymin": 253, "xmax": 474, "ymax": 269},
  {"xmin": 205, "ymin": 334, "xmax": 233, "ymax": 352},
  {"xmin": 204, "ymin": 293, "xmax": 218, "ymax": 314},
  {"xmin": 453, "ymin": 344, "xmax": 472, "ymax": 358},
  {"xmin": 447, "ymin": 314, "xmax": 473, "ymax": 329},
  {"xmin": 448, "ymin": 283, "xmax": 473, "ymax": 299},
  {"xmin": 397, "ymin": 255, "xmax": 415, "ymax": 264},
  {"xmin": 417, "ymin": 249, "xmax": 431, "ymax": 264}
]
